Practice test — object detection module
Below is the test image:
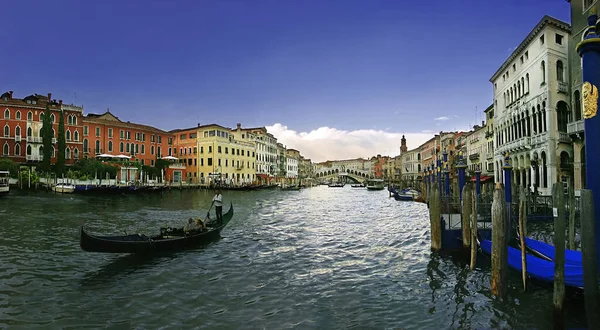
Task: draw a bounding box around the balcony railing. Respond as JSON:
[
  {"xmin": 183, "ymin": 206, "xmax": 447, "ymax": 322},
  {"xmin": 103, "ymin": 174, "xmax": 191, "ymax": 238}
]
[
  {"xmin": 26, "ymin": 136, "xmax": 42, "ymax": 143},
  {"xmin": 14, "ymin": 135, "xmax": 21, "ymax": 142},
  {"xmin": 558, "ymin": 132, "xmax": 571, "ymax": 144},
  {"xmin": 26, "ymin": 155, "xmax": 43, "ymax": 161},
  {"xmin": 558, "ymin": 82, "xmax": 568, "ymax": 94},
  {"xmin": 567, "ymin": 120, "xmax": 584, "ymax": 135},
  {"xmin": 52, "ymin": 138, "xmax": 57, "ymax": 144},
  {"xmin": 469, "ymin": 153, "xmax": 480, "ymax": 160}
]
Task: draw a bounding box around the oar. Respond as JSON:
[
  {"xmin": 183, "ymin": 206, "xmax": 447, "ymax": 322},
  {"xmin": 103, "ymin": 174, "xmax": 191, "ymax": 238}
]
[{"xmin": 205, "ymin": 201, "xmax": 215, "ymax": 225}]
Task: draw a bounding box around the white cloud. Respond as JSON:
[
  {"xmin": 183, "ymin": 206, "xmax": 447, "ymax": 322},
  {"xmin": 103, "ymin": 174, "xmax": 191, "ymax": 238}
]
[
  {"xmin": 434, "ymin": 116, "xmax": 450, "ymax": 121},
  {"xmin": 421, "ymin": 129, "xmax": 432, "ymax": 133},
  {"xmin": 265, "ymin": 123, "xmax": 433, "ymax": 162}
]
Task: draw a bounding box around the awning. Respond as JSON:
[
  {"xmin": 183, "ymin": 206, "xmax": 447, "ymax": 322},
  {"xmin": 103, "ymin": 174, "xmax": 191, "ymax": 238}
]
[{"xmin": 470, "ymin": 175, "xmax": 493, "ymax": 182}]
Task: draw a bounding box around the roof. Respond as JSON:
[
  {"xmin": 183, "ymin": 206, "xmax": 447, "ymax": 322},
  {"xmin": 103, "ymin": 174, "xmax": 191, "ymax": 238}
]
[
  {"xmin": 0, "ymin": 92, "xmax": 61, "ymax": 109},
  {"xmin": 83, "ymin": 111, "xmax": 168, "ymax": 134},
  {"xmin": 484, "ymin": 104, "xmax": 494, "ymax": 113},
  {"xmin": 490, "ymin": 15, "xmax": 571, "ymax": 82}
]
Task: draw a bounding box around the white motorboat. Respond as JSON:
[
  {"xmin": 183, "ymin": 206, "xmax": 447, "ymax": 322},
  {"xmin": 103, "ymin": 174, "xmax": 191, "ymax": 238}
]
[
  {"xmin": 53, "ymin": 184, "xmax": 75, "ymax": 194},
  {"xmin": 0, "ymin": 170, "xmax": 9, "ymax": 196}
]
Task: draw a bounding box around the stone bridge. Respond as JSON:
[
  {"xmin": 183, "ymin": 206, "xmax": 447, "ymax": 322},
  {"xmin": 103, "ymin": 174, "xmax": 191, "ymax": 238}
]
[{"xmin": 314, "ymin": 168, "xmax": 371, "ymax": 183}]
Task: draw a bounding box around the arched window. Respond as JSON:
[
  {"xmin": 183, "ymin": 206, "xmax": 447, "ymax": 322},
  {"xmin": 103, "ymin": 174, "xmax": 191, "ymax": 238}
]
[
  {"xmin": 151, "ymin": 145, "xmax": 155, "ymax": 155},
  {"xmin": 73, "ymin": 148, "xmax": 79, "ymax": 159},
  {"xmin": 50, "ymin": 114, "xmax": 55, "ymax": 123},
  {"xmin": 4, "ymin": 109, "xmax": 9, "ymax": 119},
  {"xmin": 541, "ymin": 61, "xmax": 546, "ymax": 83},
  {"xmin": 2, "ymin": 143, "xmax": 8, "ymax": 155},
  {"xmin": 39, "ymin": 112, "xmax": 44, "ymax": 122},
  {"xmin": 74, "ymin": 131, "xmax": 79, "ymax": 141},
  {"xmin": 95, "ymin": 140, "xmax": 100, "ymax": 153},
  {"xmin": 67, "ymin": 115, "xmax": 72, "ymax": 125},
  {"xmin": 556, "ymin": 60, "xmax": 564, "ymax": 82},
  {"xmin": 3, "ymin": 125, "xmax": 9, "ymax": 137},
  {"xmin": 15, "ymin": 143, "xmax": 20, "ymax": 156},
  {"xmin": 26, "ymin": 145, "xmax": 32, "ymax": 156},
  {"xmin": 108, "ymin": 141, "xmax": 113, "ymax": 152},
  {"xmin": 120, "ymin": 142, "xmax": 124, "ymax": 152},
  {"xmin": 15, "ymin": 126, "xmax": 21, "ymax": 138},
  {"xmin": 65, "ymin": 147, "xmax": 71, "ymax": 159},
  {"xmin": 15, "ymin": 110, "xmax": 20, "ymax": 120},
  {"xmin": 66, "ymin": 130, "xmax": 71, "ymax": 141},
  {"xmin": 521, "ymin": 77, "xmax": 525, "ymax": 95},
  {"xmin": 52, "ymin": 128, "xmax": 56, "ymax": 138},
  {"xmin": 72, "ymin": 116, "xmax": 77, "ymax": 125},
  {"xmin": 526, "ymin": 73, "xmax": 530, "ymax": 93},
  {"xmin": 27, "ymin": 127, "xmax": 32, "ymax": 137},
  {"xmin": 27, "ymin": 111, "xmax": 32, "ymax": 121},
  {"xmin": 83, "ymin": 139, "xmax": 88, "ymax": 152},
  {"xmin": 517, "ymin": 81, "xmax": 521, "ymax": 98},
  {"xmin": 574, "ymin": 90, "xmax": 582, "ymax": 121}
]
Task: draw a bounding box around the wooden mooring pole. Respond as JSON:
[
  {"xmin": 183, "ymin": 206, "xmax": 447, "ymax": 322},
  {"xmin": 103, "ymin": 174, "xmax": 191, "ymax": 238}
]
[
  {"xmin": 568, "ymin": 184, "xmax": 576, "ymax": 250},
  {"xmin": 429, "ymin": 182, "xmax": 442, "ymax": 252},
  {"xmin": 491, "ymin": 182, "xmax": 507, "ymax": 298},
  {"xmin": 580, "ymin": 189, "xmax": 599, "ymax": 329},
  {"xmin": 518, "ymin": 187, "xmax": 527, "ymax": 291},
  {"xmin": 470, "ymin": 184, "xmax": 477, "ymax": 270},
  {"xmin": 552, "ymin": 183, "xmax": 566, "ymax": 330},
  {"xmin": 461, "ymin": 182, "xmax": 472, "ymax": 249}
]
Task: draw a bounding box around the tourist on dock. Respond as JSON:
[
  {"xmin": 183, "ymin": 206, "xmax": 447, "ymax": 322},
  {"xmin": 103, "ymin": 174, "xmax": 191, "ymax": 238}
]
[{"xmin": 212, "ymin": 189, "xmax": 223, "ymax": 225}]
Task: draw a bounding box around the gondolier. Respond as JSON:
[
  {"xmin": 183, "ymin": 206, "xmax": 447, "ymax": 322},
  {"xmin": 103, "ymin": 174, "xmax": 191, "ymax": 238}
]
[{"xmin": 212, "ymin": 189, "xmax": 223, "ymax": 226}]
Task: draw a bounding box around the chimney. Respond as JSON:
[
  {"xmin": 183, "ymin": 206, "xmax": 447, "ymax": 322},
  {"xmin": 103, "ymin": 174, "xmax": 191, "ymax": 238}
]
[
  {"xmin": 47, "ymin": 93, "xmax": 52, "ymax": 102},
  {"xmin": 197, "ymin": 123, "xmax": 201, "ymax": 127},
  {"xmin": 482, "ymin": 120, "xmax": 485, "ymax": 127},
  {"xmin": 9, "ymin": 91, "xmax": 13, "ymax": 101},
  {"xmin": 237, "ymin": 123, "xmax": 241, "ymax": 129},
  {"xmin": 59, "ymin": 100, "xmax": 63, "ymax": 105}
]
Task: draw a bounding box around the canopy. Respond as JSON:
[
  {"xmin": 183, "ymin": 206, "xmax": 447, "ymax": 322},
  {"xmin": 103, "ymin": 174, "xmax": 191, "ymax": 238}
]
[
  {"xmin": 470, "ymin": 175, "xmax": 493, "ymax": 182},
  {"xmin": 161, "ymin": 156, "xmax": 178, "ymax": 160},
  {"xmin": 115, "ymin": 154, "xmax": 131, "ymax": 159},
  {"xmin": 96, "ymin": 154, "xmax": 115, "ymax": 158}
]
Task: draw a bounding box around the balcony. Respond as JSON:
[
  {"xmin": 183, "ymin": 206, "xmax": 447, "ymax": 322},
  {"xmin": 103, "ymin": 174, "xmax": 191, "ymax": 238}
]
[
  {"xmin": 558, "ymin": 82, "xmax": 568, "ymax": 94},
  {"xmin": 26, "ymin": 155, "xmax": 43, "ymax": 162},
  {"xmin": 469, "ymin": 153, "xmax": 480, "ymax": 161},
  {"xmin": 14, "ymin": 135, "xmax": 21, "ymax": 142},
  {"xmin": 236, "ymin": 165, "xmax": 244, "ymax": 171},
  {"xmin": 169, "ymin": 163, "xmax": 186, "ymax": 170},
  {"xmin": 26, "ymin": 136, "xmax": 42, "ymax": 143},
  {"xmin": 567, "ymin": 120, "xmax": 584, "ymax": 135},
  {"xmin": 558, "ymin": 132, "xmax": 572, "ymax": 144},
  {"xmin": 52, "ymin": 138, "xmax": 57, "ymax": 144}
]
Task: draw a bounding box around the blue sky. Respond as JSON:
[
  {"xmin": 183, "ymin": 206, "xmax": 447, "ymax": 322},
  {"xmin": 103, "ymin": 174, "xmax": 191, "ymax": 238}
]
[{"xmin": 1, "ymin": 0, "xmax": 571, "ymax": 161}]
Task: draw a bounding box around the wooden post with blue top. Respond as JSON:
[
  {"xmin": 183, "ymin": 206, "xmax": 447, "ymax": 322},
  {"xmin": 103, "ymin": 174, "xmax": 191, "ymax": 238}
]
[
  {"xmin": 576, "ymin": 8, "xmax": 600, "ymax": 328},
  {"xmin": 503, "ymin": 152, "xmax": 512, "ymax": 241}
]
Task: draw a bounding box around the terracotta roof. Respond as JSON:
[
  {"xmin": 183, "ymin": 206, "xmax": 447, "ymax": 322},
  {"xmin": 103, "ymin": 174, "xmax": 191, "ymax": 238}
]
[
  {"xmin": 83, "ymin": 111, "xmax": 167, "ymax": 134},
  {"xmin": 0, "ymin": 92, "xmax": 61, "ymax": 109}
]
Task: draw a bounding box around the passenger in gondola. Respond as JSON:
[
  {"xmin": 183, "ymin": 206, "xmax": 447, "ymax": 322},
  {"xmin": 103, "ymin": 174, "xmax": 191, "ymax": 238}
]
[
  {"xmin": 195, "ymin": 218, "xmax": 206, "ymax": 232},
  {"xmin": 185, "ymin": 218, "xmax": 196, "ymax": 232}
]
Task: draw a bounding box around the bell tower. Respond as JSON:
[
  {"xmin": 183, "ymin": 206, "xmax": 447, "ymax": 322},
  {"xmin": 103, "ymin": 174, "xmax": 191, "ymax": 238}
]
[{"xmin": 400, "ymin": 135, "xmax": 407, "ymax": 153}]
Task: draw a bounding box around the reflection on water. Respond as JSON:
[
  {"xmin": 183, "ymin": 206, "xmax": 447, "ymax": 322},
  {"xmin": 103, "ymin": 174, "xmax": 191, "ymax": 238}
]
[{"xmin": 0, "ymin": 187, "xmax": 589, "ymax": 329}]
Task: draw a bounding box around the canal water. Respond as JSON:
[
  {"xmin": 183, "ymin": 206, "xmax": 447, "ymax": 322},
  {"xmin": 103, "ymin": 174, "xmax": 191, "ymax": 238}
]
[{"xmin": 0, "ymin": 186, "xmax": 587, "ymax": 329}]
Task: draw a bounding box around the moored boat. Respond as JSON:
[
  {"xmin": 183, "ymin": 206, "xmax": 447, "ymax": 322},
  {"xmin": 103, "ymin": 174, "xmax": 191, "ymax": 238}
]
[
  {"xmin": 0, "ymin": 170, "xmax": 9, "ymax": 196},
  {"xmin": 53, "ymin": 183, "xmax": 76, "ymax": 194},
  {"xmin": 80, "ymin": 202, "xmax": 234, "ymax": 254},
  {"xmin": 365, "ymin": 179, "xmax": 385, "ymax": 190}
]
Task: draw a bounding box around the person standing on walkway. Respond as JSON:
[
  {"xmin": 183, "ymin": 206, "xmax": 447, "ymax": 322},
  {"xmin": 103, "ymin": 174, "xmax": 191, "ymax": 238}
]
[{"xmin": 212, "ymin": 189, "xmax": 223, "ymax": 225}]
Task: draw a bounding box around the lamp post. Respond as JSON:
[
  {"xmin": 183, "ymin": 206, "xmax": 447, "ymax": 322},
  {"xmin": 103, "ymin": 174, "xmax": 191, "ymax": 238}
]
[
  {"xmin": 503, "ymin": 152, "xmax": 513, "ymax": 241},
  {"xmin": 456, "ymin": 151, "xmax": 467, "ymax": 203},
  {"xmin": 475, "ymin": 165, "xmax": 482, "ymax": 196}
]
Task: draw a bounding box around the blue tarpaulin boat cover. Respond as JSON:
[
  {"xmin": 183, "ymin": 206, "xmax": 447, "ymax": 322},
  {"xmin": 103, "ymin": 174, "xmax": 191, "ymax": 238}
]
[
  {"xmin": 479, "ymin": 240, "xmax": 584, "ymax": 288},
  {"xmin": 524, "ymin": 237, "xmax": 582, "ymax": 265}
]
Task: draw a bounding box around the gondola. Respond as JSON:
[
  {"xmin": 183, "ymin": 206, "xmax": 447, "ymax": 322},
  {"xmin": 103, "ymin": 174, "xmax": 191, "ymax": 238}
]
[{"xmin": 80, "ymin": 202, "xmax": 234, "ymax": 254}]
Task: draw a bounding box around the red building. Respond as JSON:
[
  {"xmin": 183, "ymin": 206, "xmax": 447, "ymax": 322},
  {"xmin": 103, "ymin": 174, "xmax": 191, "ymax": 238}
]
[
  {"xmin": 167, "ymin": 125, "xmax": 200, "ymax": 183},
  {"xmin": 1, "ymin": 91, "xmax": 83, "ymax": 165}
]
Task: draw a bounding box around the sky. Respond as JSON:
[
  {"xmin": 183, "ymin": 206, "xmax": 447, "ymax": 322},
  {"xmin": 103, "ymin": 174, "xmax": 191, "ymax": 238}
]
[{"xmin": 1, "ymin": 0, "xmax": 571, "ymax": 162}]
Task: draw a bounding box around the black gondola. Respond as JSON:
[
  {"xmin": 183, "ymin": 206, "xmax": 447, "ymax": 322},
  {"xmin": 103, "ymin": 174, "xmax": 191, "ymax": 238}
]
[{"xmin": 80, "ymin": 202, "xmax": 234, "ymax": 254}]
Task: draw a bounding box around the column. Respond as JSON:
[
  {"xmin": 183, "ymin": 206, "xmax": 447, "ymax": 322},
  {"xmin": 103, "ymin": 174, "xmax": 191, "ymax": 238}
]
[{"xmin": 577, "ymin": 10, "xmax": 600, "ymax": 263}]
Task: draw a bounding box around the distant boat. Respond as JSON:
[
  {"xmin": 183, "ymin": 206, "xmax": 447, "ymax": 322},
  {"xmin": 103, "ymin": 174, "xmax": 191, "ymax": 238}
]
[
  {"xmin": 53, "ymin": 183, "xmax": 75, "ymax": 194},
  {"xmin": 351, "ymin": 184, "xmax": 364, "ymax": 188},
  {"xmin": 0, "ymin": 170, "xmax": 9, "ymax": 196},
  {"xmin": 328, "ymin": 182, "xmax": 345, "ymax": 187},
  {"xmin": 365, "ymin": 179, "xmax": 385, "ymax": 190},
  {"xmin": 390, "ymin": 188, "xmax": 421, "ymax": 201}
]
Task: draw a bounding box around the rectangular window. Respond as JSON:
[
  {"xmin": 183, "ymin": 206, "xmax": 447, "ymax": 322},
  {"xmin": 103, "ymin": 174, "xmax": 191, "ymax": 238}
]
[
  {"xmin": 525, "ymin": 51, "xmax": 529, "ymax": 60},
  {"xmin": 126, "ymin": 131, "xmax": 131, "ymax": 140},
  {"xmin": 218, "ymin": 159, "xmax": 221, "ymax": 166},
  {"xmin": 95, "ymin": 127, "xmax": 100, "ymax": 137},
  {"xmin": 555, "ymin": 33, "xmax": 563, "ymax": 45},
  {"xmin": 201, "ymin": 158, "xmax": 204, "ymax": 166},
  {"xmin": 84, "ymin": 126, "xmax": 88, "ymax": 136},
  {"xmin": 158, "ymin": 136, "xmax": 161, "ymax": 143},
  {"xmin": 108, "ymin": 128, "xmax": 113, "ymax": 138},
  {"xmin": 207, "ymin": 158, "xmax": 213, "ymax": 166},
  {"xmin": 120, "ymin": 130, "xmax": 124, "ymax": 138},
  {"xmin": 218, "ymin": 146, "xmax": 222, "ymax": 153},
  {"xmin": 208, "ymin": 146, "xmax": 212, "ymax": 153},
  {"xmin": 540, "ymin": 34, "xmax": 544, "ymax": 45}
]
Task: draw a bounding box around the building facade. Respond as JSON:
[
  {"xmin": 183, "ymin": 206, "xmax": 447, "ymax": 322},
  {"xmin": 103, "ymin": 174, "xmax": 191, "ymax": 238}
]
[
  {"xmin": 285, "ymin": 149, "xmax": 299, "ymax": 183},
  {"xmin": 169, "ymin": 125, "xmax": 201, "ymax": 183},
  {"xmin": 484, "ymin": 105, "xmax": 495, "ymax": 176},
  {"xmin": 1, "ymin": 92, "xmax": 84, "ymax": 166},
  {"xmin": 490, "ymin": 15, "xmax": 572, "ymax": 196}
]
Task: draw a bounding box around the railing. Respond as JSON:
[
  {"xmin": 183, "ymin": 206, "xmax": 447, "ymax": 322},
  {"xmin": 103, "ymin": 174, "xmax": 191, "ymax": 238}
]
[
  {"xmin": 26, "ymin": 136, "xmax": 42, "ymax": 143},
  {"xmin": 26, "ymin": 155, "xmax": 43, "ymax": 161},
  {"xmin": 567, "ymin": 120, "xmax": 584, "ymax": 135},
  {"xmin": 52, "ymin": 138, "xmax": 57, "ymax": 144},
  {"xmin": 558, "ymin": 132, "xmax": 571, "ymax": 144},
  {"xmin": 469, "ymin": 153, "xmax": 480, "ymax": 160},
  {"xmin": 14, "ymin": 135, "xmax": 21, "ymax": 142},
  {"xmin": 558, "ymin": 81, "xmax": 568, "ymax": 94}
]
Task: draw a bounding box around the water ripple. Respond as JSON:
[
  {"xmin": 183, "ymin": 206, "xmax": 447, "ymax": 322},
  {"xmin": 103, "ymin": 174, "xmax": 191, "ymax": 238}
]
[{"xmin": 0, "ymin": 187, "xmax": 587, "ymax": 329}]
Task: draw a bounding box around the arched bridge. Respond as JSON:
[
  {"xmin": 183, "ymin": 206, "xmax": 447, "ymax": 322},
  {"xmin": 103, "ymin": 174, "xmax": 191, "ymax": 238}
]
[{"xmin": 314, "ymin": 168, "xmax": 370, "ymax": 183}]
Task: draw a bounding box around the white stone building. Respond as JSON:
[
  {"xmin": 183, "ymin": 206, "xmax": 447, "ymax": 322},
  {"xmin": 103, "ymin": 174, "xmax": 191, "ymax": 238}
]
[
  {"xmin": 466, "ymin": 123, "xmax": 487, "ymax": 173},
  {"xmin": 490, "ymin": 15, "xmax": 572, "ymax": 196},
  {"xmin": 401, "ymin": 148, "xmax": 421, "ymax": 182}
]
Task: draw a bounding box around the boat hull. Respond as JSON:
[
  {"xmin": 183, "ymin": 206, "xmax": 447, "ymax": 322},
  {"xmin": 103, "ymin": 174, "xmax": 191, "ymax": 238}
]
[{"xmin": 80, "ymin": 202, "xmax": 234, "ymax": 254}]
